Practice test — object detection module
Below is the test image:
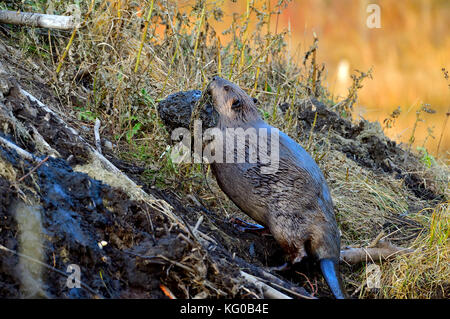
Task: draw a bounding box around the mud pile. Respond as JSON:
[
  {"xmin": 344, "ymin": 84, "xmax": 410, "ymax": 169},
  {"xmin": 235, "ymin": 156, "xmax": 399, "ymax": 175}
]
[
  {"xmin": 0, "ymin": 60, "xmax": 264, "ymax": 298},
  {"xmin": 293, "ymin": 98, "xmax": 445, "ymax": 201}
]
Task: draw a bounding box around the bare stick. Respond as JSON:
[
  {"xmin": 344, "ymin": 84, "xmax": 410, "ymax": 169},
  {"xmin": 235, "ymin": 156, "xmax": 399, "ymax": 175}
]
[
  {"xmin": 367, "ymin": 230, "xmax": 385, "ymax": 248},
  {"xmin": 233, "ymin": 255, "xmax": 314, "ymax": 299},
  {"xmin": 240, "ymin": 271, "xmax": 292, "ymax": 299},
  {"xmin": 340, "ymin": 240, "xmax": 414, "ymax": 264},
  {"xmin": 17, "ymin": 155, "xmax": 49, "ymax": 183},
  {"xmin": 94, "ymin": 118, "xmax": 102, "ymax": 155},
  {"xmin": 0, "ymin": 135, "xmax": 36, "ymax": 162},
  {"xmin": 0, "ymin": 10, "xmax": 79, "ymax": 30}
]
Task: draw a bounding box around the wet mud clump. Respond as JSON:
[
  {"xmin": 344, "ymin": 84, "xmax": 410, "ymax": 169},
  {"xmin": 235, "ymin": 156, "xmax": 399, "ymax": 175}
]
[{"xmin": 157, "ymin": 90, "xmax": 218, "ymax": 134}]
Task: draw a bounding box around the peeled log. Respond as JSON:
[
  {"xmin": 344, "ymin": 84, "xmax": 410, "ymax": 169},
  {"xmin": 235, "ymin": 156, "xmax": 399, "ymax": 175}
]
[
  {"xmin": 0, "ymin": 10, "xmax": 79, "ymax": 30},
  {"xmin": 340, "ymin": 240, "xmax": 414, "ymax": 264}
]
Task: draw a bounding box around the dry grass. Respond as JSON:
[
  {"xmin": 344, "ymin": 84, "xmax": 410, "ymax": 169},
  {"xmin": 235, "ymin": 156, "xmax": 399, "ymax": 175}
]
[
  {"xmin": 2, "ymin": 0, "xmax": 449, "ymax": 298},
  {"xmin": 376, "ymin": 202, "xmax": 449, "ymax": 299}
]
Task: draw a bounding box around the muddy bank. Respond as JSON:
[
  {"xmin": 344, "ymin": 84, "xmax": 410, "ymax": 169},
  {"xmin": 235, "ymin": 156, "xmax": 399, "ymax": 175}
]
[
  {"xmin": 293, "ymin": 98, "xmax": 444, "ymax": 202},
  {"xmin": 0, "ymin": 70, "xmax": 268, "ymax": 298},
  {"xmin": 0, "ymin": 34, "xmax": 447, "ymax": 299}
]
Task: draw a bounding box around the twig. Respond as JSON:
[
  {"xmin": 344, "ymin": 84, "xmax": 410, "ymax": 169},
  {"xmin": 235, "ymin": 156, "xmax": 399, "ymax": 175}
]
[
  {"xmin": 17, "ymin": 155, "xmax": 49, "ymax": 183},
  {"xmin": 160, "ymin": 284, "xmax": 176, "ymax": 299},
  {"xmin": 55, "ymin": 27, "xmax": 78, "ymax": 74},
  {"xmin": 267, "ymin": 280, "xmax": 316, "ymax": 300},
  {"xmin": 295, "ymin": 271, "xmax": 317, "ymax": 297},
  {"xmin": 142, "ymin": 206, "xmax": 157, "ymax": 245},
  {"xmin": 367, "ymin": 230, "xmax": 385, "ymax": 248},
  {"xmin": 239, "ymin": 271, "xmax": 292, "ymax": 299}
]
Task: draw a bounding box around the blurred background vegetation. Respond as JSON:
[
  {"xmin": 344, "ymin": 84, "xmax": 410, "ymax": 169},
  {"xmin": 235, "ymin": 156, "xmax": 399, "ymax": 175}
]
[
  {"xmin": 3, "ymin": 0, "xmax": 448, "ymax": 160},
  {"xmin": 181, "ymin": 0, "xmax": 450, "ymax": 160}
]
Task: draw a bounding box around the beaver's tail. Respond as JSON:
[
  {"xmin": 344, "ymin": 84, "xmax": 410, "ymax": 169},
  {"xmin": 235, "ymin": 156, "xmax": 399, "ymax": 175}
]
[{"xmin": 319, "ymin": 258, "xmax": 347, "ymax": 299}]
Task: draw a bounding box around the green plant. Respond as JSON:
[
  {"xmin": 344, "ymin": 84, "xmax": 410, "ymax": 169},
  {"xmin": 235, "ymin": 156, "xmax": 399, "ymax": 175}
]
[
  {"xmin": 75, "ymin": 107, "xmax": 97, "ymax": 122},
  {"xmin": 417, "ymin": 146, "xmax": 436, "ymax": 168},
  {"xmin": 126, "ymin": 121, "xmax": 142, "ymax": 143}
]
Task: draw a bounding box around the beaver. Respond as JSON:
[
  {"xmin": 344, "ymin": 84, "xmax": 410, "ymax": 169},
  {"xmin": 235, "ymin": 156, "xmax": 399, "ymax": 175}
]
[{"xmin": 205, "ymin": 76, "xmax": 346, "ymax": 299}]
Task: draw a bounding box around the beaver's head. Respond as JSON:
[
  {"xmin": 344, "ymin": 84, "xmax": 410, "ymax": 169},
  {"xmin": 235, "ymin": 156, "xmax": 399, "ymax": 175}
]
[{"xmin": 206, "ymin": 76, "xmax": 260, "ymax": 126}]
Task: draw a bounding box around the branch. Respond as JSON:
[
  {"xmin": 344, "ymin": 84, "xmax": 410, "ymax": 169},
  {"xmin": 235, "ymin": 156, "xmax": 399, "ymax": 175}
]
[
  {"xmin": 239, "ymin": 271, "xmax": 292, "ymax": 299},
  {"xmin": 340, "ymin": 240, "xmax": 414, "ymax": 264},
  {"xmin": 0, "ymin": 10, "xmax": 79, "ymax": 30},
  {"xmin": 232, "ymin": 255, "xmax": 315, "ymax": 299}
]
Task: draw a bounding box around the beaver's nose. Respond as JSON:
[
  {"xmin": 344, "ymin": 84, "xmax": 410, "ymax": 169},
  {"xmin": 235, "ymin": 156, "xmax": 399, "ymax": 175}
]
[{"xmin": 211, "ymin": 75, "xmax": 219, "ymax": 82}]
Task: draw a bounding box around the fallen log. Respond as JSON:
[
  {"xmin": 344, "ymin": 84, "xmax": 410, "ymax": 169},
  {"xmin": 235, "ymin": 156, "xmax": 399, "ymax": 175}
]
[{"xmin": 0, "ymin": 10, "xmax": 79, "ymax": 30}]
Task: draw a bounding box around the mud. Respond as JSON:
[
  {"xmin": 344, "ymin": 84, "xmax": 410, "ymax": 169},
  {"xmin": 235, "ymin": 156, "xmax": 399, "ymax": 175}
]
[
  {"xmin": 293, "ymin": 98, "xmax": 444, "ymax": 201},
  {"xmin": 0, "ymin": 64, "xmax": 260, "ymax": 298},
  {"xmin": 157, "ymin": 90, "xmax": 218, "ymax": 134}
]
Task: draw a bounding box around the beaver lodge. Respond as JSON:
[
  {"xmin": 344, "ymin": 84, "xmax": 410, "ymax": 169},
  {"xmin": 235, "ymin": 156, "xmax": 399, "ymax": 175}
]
[{"xmin": 0, "ymin": 1, "xmax": 448, "ymax": 299}]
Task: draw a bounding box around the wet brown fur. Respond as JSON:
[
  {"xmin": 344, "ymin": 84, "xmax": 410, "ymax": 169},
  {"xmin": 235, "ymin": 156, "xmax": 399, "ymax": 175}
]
[{"xmin": 207, "ymin": 76, "xmax": 341, "ymax": 267}]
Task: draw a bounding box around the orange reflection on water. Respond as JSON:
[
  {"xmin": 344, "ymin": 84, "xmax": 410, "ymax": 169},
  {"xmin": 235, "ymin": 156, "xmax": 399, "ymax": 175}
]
[{"xmin": 161, "ymin": 0, "xmax": 450, "ymax": 159}]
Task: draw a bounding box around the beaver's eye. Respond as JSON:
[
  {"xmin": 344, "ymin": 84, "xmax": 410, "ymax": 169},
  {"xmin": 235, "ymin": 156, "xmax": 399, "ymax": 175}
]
[
  {"xmin": 231, "ymin": 99, "xmax": 241, "ymax": 110},
  {"xmin": 223, "ymin": 85, "xmax": 230, "ymax": 92}
]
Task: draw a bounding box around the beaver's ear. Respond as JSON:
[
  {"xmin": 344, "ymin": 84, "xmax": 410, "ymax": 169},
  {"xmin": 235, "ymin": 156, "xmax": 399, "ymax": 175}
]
[{"xmin": 252, "ymin": 98, "xmax": 258, "ymax": 104}]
